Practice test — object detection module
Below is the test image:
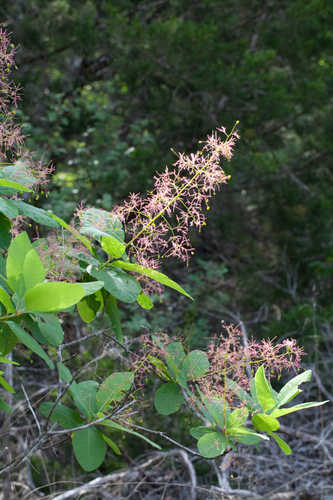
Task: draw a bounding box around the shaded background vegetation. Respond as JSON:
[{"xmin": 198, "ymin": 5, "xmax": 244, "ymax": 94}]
[{"xmin": 1, "ymin": 0, "xmax": 333, "ymax": 498}]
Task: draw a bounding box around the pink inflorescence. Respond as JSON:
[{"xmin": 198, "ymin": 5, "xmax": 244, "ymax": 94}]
[
  {"xmin": 133, "ymin": 324, "xmax": 304, "ymax": 408},
  {"xmin": 115, "ymin": 127, "xmax": 239, "ymax": 278},
  {"xmin": 0, "ymin": 27, "xmax": 24, "ymax": 160},
  {"xmin": 35, "ymin": 231, "xmax": 89, "ymax": 282},
  {"xmin": 199, "ymin": 324, "xmax": 304, "ymax": 404},
  {"xmin": 0, "ymin": 27, "xmax": 53, "ymax": 188}
]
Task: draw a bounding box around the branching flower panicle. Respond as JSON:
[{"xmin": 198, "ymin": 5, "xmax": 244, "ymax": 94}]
[
  {"xmin": 0, "ymin": 27, "xmax": 52, "ymax": 190},
  {"xmin": 116, "ymin": 125, "xmax": 239, "ymax": 271},
  {"xmin": 0, "ymin": 27, "xmax": 23, "ymax": 160},
  {"xmin": 35, "ymin": 231, "xmax": 89, "ymax": 282},
  {"xmin": 200, "ymin": 323, "xmax": 304, "ymax": 405},
  {"xmin": 133, "ymin": 324, "xmax": 304, "ymax": 408}
]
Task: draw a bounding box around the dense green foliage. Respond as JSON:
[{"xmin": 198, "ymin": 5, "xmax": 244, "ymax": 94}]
[
  {"xmin": 1, "ymin": 0, "xmax": 333, "ymax": 497},
  {"xmin": 3, "ymin": 0, "xmax": 331, "ymax": 342}
]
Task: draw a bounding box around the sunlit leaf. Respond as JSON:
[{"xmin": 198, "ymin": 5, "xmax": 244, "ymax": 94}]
[
  {"xmin": 275, "ymin": 370, "xmax": 312, "ymax": 408},
  {"xmin": 197, "ymin": 431, "xmax": 227, "ymax": 458},
  {"xmin": 269, "ymin": 431, "xmax": 292, "ymax": 455},
  {"xmin": 271, "ymin": 400, "xmax": 328, "ymax": 418},
  {"xmin": 254, "ymin": 366, "xmax": 276, "ymax": 412},
  {"xmin": 137, "ymin": 291, "xmax": 153, "ymax": 310},
  {"xmin": 23, "ymin": 249, "xmax": 45, "ymax": 290},
  {"xmin": 252, "ymin": 413, "xmax": 280, "ymax": 432},
  {"xmin": 25, "ymin": 282, "xmax": 85, "ymax": 312},
  {"xmin": 6, "ymin": 232, "xmax": 32, "ymax": 295},
  {"xmin": 111, "ymin": 260, "xmax": 193, "ymax": 299},
  {"xmin": 0, "ymin": 178, "xmax": 32, "ymax": 193},
  {"xmin": 0, "ymin": 285, "xmax": 14, "ymax": 313}
]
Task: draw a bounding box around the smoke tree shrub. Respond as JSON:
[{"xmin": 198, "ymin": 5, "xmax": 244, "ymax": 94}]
[{"xmin": 0, "ymin": 28, "xmax": 327, "ymax": 476}]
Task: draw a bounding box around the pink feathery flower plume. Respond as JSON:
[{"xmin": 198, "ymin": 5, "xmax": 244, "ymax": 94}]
[
  {"xmin": 116, "ymin": 124, "xmax": 239, "ymax": 277},
  {"xmin": 0, "ymin": 27, "xmax": 52, "ymax": 187},
  {"xmin": 0, "ymin": 27, "xmax": 24, "ymax": 160},
  {"xmin": 132, "ymin": 324, "xmax": 304, "ymax": 408}
]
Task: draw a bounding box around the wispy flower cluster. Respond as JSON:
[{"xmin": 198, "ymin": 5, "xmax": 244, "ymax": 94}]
[
  {"xmin": 0, "ymin": 27, "xmax": 23, "ymax": 160},
  {"xmin": 35, "ymin": 231, "xmax": 88, "ymax": 282},
  {"xmin": 200, "ymin": 323, "xmax": 304, "ymax": 404},
  {"xmin": 0, "ymin": 27, "xmax": 52, "ymax": 188},
  {"xmin": 132, "ymin": 324, "xmax": 304, "ymax": 408},
  {"xmin": 116, "ymin": 126, "xmax": 239, "ymax": 272}
]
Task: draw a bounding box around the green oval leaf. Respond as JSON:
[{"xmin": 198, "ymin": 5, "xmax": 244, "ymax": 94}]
[
  {"xmin": 190, "ymin": 426, "xmax": 214, "ymax": 440},
  {"xmin": 6, "ymin": 321, "xmax": 54, "ymax": 369},
  {"xmin": 111, "ymin": 260, "xmax": 193, "ymax": 299},
  {"xmin": 88, "ymin": 266, "xmax": 141, "ymax": 303},
  {"xmin": 0, "ymin": 324, "xmax": 18, "ymax": 355},
  {"xmin": 77, "ymin": 297, "xmax": 96, "ymax": 323},
  {"xmin": 80, "ymin": 281, "xmax": 104, "ymax": 297},
  {"xmin": 105, "ymin": 295, "xmax": 123, "ymax": 343},
  {"xmin": 57, "ymin": 362, "xmax": 73, "ymax": 383},
  {"xmin": 23, "ymin": 249, "xmax": 45, "ymax": 290},
  {"xmin": 203, "ymin": 397, "xmax": 229, "ymax": 428},
  {"xmin": 77, "ymin": 290, "xmax": 104, "ymax": 323},
  {"xmin": 227, "ymin": 407, "xmax": 249, "ymax": 428},
  {"xmin": 252, "ymin": 413, "xmax": 280, "ymax": 432},
  {"xmin": 0, "ymin": 198, "xmax": 19, "ymax": 219},
  {"xmin": 0, "ymin": 161, "xmax": 36, "ymax": 188},
  {"xmin": 276, "ymin": 370, "xmax": 312, "ymax": 408},
  {"xmin": 0, "ymin": 214, "xmax": 11, "ymax": 250},
  {"xmin": 70, "ymin": 380, "xmax": 99, "ymax": 418},
  {"xmin": 154, "ymin": 382, "xmax": 184, "ymax": 415},
  {"xmin": 137, "ymin": 291, "xmax": 153, "ymax": 310},
  {"xmin": 72, "ymin": 427, "xmax": 107, "ymax": 471},
  {"xmin": 96, "ymin": 372, "xmax": 134, "ymax": 411},
  {"xmin": 254, "ymin": 365, "xmax": 276, "ymax": 412},
  {"xmin": 269, "ymin": 431, "xmax": 292, "ymax": 455},
  {"xmin": 80, "ymin": 208, "xmax": 125, "ymax": 242},
  {"xmin": 25, "ymin": 282, "xmax": 85, "ymax": 312},
  {"xmin": 11, "ymin": 200, "xmax": 59, "ymax": 227},
  {"xmin": 6, "ymin": 232, "xmax": 33, "ymax": 295},
  {"xmin": 101, "ymin": 235, "xmax": 126, "ymax": 259},
  {"xmin": 40, "ymin": 402, "xmax": 82, "ymax": 429},
  {"xmin": 35, "ymin": 314, "xmax": 64, "ymax": 346},
  {"xmin": 0, "ymin": 178, "xmax": 32, "ymax": 193},
  {"xmin": 197, "ymin": 431, "xmax": 227, "ymax": 458},
  {"xmin": 181, "ymin": 350, "xmax": 209, "ymax": 380},
  {"xmin": 0, "ymin": 285, "xmax": 14, "ymax": 313},
  {"xmin": 228, "ymin": 426, "xmax": 265, "ymax": 445}
]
